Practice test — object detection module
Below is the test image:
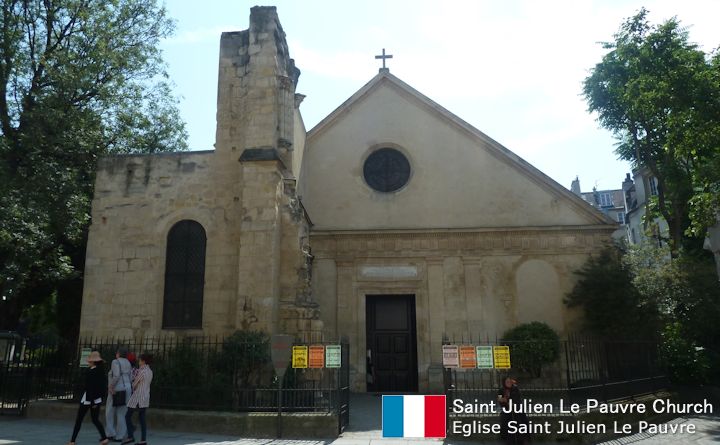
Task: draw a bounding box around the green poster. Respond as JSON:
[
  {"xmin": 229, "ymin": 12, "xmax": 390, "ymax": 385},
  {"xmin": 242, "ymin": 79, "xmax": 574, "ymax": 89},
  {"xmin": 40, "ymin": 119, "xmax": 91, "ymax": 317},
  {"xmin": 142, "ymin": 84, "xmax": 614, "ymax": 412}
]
[
  {"xmin": 476, "ymin": 346, "xmax": 494, "ymax": 369},
  {"xmin": 79, "ymin": 347, "xmax": 91, "ymax": 368},
  {"xmin": 325, "ymin": 345, "xmax": 342, "ymax": 368}
]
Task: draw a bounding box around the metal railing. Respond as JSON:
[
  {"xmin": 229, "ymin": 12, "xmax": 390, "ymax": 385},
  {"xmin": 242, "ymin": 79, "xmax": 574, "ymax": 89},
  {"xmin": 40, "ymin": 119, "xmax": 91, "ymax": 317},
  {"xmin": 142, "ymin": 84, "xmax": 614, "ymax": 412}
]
[
  {"xmin": 0, "ymin": 331, "xmax": 350, "ymax": 433},
  {"xmin": 443, "ymin": 334, "xmax": 668, "ymax": 412}
]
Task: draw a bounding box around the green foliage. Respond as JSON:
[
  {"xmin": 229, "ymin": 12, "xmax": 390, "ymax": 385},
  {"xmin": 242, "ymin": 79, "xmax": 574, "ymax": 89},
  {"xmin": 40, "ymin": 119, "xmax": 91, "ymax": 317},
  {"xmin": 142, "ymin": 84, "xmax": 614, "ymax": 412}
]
[
  {"xmin": 21, "ymin": 292, "xmax": 58, "ymax": 336},
  {"xmin": 0, "ymin": 0, "xmax": 188, "ymax": 333},
  {"xmin": 148, "ymin": 331, "xmax": 274, "ymax": 410},
  {"xmin": 502, "ymin": 322, "xmax": 560, "ymax": 376},
  {"xmin": 565, "ymin": 247, "xmax": 662, "ymax": 339},
  {"xmin": 566, "ymin": 244, "xmax": 720, "ymax": 384},
  {"xmin": 661, "ymin": 253, "xmax": 720, "ymax": 357},
  {"xmin": 626, "ymin": 245, "xmax": 720, "ymax": 352},
  {"xmin": 221, "ymin": 330, "xmax": 274, "ymax": 409},
  {"xmin": 221, "ymin": 330, "xmax": 272, "ymax": 385},
  {"xmin": 583, "ymin": 8, "xmax": 720, "ymax": 254},
  {"xmin": 660, "ymin": 322, "xmax": 711, "ymax": 384},
  {"xmin": 152, "ymin": 341, "xmax": 232, "ymax": 409}
]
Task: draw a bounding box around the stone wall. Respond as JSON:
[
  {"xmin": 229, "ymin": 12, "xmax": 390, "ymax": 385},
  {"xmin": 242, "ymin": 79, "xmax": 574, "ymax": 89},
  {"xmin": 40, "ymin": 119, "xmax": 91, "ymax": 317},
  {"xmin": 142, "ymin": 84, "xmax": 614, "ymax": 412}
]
[
  {"xmin": 311, "ymin": 226, "xmax": 613, "ymax": 392},
  {"xmin": 79, "ymin": 6, "xmax": 318, "ymax": 338},
  {"xmin": 28, "ymin": 400, "xmax": 339, "ymax": 438},
  {"xmin": 81, "ymin": 151, "xmax": 240, "ymax": 338},
  {"xmin": 215, "ymin": 6, "xmax": 301, "ymax": 169},
  {"xmin": 301, "ymin": 75, "xmax": 614, "ymax": 232}
]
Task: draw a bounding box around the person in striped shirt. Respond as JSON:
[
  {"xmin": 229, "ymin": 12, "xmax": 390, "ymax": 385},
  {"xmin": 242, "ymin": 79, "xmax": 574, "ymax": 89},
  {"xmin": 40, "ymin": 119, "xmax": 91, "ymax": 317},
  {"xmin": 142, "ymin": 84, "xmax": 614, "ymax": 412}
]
[{"xmin": 122, "ymin": 354, "xmax": 153, "ymax": 445}]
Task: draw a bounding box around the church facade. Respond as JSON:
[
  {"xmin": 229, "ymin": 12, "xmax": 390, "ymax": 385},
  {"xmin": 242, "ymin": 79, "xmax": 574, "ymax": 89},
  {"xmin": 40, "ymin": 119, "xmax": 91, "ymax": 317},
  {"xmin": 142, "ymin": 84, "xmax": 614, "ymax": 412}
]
[{"xmin": 79, "ymin": 6, "xmax": 616, "ymax": 392}]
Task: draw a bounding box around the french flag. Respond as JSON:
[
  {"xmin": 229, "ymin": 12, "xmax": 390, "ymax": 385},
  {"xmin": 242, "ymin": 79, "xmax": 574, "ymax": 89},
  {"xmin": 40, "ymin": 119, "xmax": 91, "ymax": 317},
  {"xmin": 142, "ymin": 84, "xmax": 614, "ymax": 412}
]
[{"xmin": 382, "ymin": 395, "xmax": 446, "ymax": 438}]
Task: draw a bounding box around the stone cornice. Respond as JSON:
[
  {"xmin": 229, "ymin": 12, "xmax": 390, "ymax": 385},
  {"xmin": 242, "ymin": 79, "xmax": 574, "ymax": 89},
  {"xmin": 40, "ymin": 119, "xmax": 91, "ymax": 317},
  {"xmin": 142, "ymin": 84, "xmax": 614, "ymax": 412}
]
[
  {"xmin": 310, "ymin": 225, "xmax": 613, "ymax": 258},
  {"xmin": 311, "ymin": 224, "xmax": 614, "ymax": 237}
]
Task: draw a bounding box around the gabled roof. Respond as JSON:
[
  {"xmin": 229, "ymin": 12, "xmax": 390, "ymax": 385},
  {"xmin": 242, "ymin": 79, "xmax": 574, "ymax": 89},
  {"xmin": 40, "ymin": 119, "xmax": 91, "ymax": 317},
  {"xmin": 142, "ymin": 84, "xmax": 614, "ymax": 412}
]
[{"xmin": 307, "ymin": 71, "xmax": 616, "ymax": 227}]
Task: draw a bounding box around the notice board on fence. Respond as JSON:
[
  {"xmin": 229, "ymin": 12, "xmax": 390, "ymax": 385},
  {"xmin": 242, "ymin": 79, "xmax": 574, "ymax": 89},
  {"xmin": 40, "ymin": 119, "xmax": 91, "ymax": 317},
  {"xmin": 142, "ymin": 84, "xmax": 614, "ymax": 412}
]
[
  {"xmin": 308, "ymin": 345, "xmax": 325, "ymax": 368},
  {"xmin": 493, "ymin": 345, "xmax": 511, "ymax": 369},
  {"xmin": 476, "ymin": 346, "xmax": 494, "ymax": 369},
  {"xmin": 459, "ymin": 346, "xmax": 477, "ymax": 369},
  {"xmin": 325, "ymin": 345, "xmax": 341, "ymax": 368},
  {"xmin": 292, "ymin": 345, "xmax": 308, "ymax": 368},
  {"xmin": 79, "ymin": 347, "xmax": 91, "ymax": 368},
  {"xmin": 442, "ymin": 345, "xmax": 459, "ymax": 368}
]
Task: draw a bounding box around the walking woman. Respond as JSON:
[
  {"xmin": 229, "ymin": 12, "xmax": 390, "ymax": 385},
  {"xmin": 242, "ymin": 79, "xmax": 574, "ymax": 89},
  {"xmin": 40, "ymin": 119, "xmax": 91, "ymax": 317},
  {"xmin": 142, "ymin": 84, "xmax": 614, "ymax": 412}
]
[
  {"xmin": 67, "ymin": 350, "xmax": 109, "ymax": 445},
  {"xmin": 497, "ymin": 376, "xmax": 530, "ymax": 445},
  {"xmin": 106, "ymin": 347, "xmax": 132, "ymax": 442},
  {"xmin": 123, "ymin": 354, "xmax": 153, "ymax": 445}
]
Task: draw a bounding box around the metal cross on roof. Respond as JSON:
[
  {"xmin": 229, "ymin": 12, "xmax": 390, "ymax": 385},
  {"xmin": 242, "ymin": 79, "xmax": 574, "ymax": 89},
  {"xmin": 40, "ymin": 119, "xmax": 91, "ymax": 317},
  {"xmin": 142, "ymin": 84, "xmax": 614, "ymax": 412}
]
[{"xmin": 375, "ymin": 48, "xmax": 393, "ymax": 72}]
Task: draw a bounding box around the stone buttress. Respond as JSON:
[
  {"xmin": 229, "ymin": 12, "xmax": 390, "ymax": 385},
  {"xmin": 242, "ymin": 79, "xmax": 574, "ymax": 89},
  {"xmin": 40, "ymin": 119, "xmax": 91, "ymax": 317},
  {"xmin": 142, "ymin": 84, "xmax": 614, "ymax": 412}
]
[{"xmin": 217, "ymin": 6, "xmax": 321, "ymax": 336}]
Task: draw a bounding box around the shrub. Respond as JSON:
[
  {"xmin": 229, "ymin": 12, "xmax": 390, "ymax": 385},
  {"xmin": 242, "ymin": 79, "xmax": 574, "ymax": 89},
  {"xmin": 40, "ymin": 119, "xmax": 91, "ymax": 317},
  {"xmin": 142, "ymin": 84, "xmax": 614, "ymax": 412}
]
[
  {"xmin": 220, "ymin": 330, "xmax": 273, "ymax": 409},
  {"xmin": 660, "ymin": 322, "xmax": 711, "ymax": 384},
  {"xmin": 502, "ymin": 322, "xmax": 560, "ymax": 376}
]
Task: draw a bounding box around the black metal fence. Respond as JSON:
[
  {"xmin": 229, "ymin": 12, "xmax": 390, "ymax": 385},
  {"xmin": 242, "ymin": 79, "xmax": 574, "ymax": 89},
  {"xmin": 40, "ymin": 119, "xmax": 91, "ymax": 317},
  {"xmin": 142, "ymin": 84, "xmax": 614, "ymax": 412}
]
[
  {"xmin": 443, "ymin": 334, "xmax": 668, "ymax": 410},
  {"xmin": 0, "ymin": 332, "xmax": 350, "ymax": 433},
  {"xmin": 1, "ymin": 333, "xmax": 81, "ymax": 415}
]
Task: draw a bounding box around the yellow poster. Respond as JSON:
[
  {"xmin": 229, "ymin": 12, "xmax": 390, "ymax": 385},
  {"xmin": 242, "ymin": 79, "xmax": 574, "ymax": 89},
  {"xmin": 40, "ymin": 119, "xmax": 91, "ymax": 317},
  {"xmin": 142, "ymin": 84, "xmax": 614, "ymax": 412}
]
[
  {"xmin": 493, "ymin": 346, "xmax": 511, "ymax": 369},
  {"xmin": 292, "ymin": 345, "xmax": 308, "ymax": 368}
]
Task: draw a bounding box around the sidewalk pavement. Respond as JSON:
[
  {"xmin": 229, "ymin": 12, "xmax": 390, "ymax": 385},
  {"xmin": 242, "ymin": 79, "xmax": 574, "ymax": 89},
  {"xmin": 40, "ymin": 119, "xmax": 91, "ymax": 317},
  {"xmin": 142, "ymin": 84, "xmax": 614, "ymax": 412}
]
[
  {"xmin": 597, "ymin": 415, "xmax": 720, "ymax": 444},
  {"xmin": 0, "ymin": 416, "xmax": 489, "ymax": 445},
  {"xmin": 2, "ymin": 416, "xmax": 720, "ymax": 444}
]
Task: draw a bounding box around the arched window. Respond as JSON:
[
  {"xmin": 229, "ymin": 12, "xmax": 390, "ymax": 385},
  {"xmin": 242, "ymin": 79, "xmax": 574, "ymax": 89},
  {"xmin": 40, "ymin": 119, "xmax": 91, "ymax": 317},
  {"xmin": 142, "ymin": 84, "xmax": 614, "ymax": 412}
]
[{"xmin": 162, "ymin": 220, "xmax": 206, "ymax": 329}]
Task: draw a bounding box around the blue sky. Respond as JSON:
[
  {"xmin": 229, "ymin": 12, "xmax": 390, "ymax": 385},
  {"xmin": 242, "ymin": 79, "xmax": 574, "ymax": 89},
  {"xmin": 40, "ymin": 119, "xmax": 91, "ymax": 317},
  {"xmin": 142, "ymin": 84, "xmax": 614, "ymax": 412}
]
[{"xmin": 160, "ymin": 0, "xmax": 720, "ymax": 191}]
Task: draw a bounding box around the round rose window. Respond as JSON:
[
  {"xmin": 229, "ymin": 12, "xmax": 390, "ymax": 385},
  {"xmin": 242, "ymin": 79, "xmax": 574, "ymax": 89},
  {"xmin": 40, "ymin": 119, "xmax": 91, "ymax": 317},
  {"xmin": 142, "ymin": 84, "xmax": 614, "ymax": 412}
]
[{"xmin": 363, "ymin": 148, "xmax": 411, "ymax": 193}]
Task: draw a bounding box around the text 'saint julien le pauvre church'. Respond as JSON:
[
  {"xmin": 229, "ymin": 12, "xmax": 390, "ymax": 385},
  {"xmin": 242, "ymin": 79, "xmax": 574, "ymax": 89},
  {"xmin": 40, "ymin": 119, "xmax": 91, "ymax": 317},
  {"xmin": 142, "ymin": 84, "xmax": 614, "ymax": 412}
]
[{"xmin": 79, "ymin": 6, "xmax": 616, "ymax": 392}]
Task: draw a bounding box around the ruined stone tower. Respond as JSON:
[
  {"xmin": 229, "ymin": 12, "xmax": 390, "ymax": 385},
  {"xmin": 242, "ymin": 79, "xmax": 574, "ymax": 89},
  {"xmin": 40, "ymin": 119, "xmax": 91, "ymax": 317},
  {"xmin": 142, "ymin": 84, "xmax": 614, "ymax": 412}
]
[
  {"xmin": 216, "ymin": 6, "xmax": 319, "ymax": 335},
  {"xmin": 79, "ymin": 7, "xmax": 320, "ymax": 338}
]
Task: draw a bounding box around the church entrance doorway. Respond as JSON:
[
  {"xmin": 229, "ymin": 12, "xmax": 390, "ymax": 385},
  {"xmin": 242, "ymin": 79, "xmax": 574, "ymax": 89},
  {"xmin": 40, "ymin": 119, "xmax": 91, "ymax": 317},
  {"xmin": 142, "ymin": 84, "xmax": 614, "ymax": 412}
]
[{"xmin": 365, "ymin": 294, "xmax": 418, "ymax": 393}]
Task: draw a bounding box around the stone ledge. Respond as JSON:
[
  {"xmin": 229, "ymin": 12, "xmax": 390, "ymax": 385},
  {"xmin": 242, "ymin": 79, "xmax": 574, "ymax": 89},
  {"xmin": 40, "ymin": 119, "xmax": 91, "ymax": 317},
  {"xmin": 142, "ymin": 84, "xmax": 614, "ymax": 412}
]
[
  {"xmin": 239, "ymin": 147, "xmax": 280, "ymax": 162},
  {"xmin": 27, "ymin": 400, "xmax": 338, "ymax": 438}
]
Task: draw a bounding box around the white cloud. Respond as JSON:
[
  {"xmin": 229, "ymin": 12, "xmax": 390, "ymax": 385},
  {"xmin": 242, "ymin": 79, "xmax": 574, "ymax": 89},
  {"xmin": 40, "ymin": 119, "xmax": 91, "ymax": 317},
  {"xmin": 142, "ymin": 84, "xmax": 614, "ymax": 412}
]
[
  {"xmin": 291, "ymin": 43, "xmax": 376, "ymax": 82},
  {"xmin": 162, "ymin": 0, "xmax": 718, "ymax": 191}
]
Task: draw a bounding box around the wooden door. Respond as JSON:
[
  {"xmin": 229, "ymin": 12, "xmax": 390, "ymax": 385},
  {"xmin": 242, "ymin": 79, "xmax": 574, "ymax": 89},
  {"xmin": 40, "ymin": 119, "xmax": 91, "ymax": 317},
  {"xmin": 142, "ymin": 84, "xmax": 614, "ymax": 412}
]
[{"xmin": 366, "ymin": 295, "xmax": 418, "ymax": 392}]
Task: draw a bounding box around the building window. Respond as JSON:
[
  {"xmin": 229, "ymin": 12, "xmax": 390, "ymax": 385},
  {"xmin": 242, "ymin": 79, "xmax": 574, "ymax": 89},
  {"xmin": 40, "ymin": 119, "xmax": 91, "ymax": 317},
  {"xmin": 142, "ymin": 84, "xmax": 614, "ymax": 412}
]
[
  {"xmin": 648, "ymin": 176, "xmax": 658, "ymax": 196},
  {"xmin": 363, "ymin": 147, "xmax": 411, "ymax": 193},
  {"xmin": 617, "ymin": 213, "xmax": 625, "ymax": 224},
  {"xmin": 163, "ymin": 220, "xmax": 206, "ymax": 329},
  {"xmin": 599, "ymin": 192, "xmax": 613, "ymax": 207}
]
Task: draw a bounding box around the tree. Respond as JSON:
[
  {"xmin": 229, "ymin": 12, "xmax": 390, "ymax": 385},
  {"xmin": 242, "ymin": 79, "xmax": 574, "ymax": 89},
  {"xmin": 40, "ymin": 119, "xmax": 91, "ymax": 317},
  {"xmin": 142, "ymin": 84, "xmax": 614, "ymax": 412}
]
[
  {"xmin": 564, "ymin": 247, "xmax": 662, "ymax": 340},
  {"xmin": 628, "ymin": 246, "xmax": 720, "ymax": 383},
  {"xmin": 583, "ymin": 8, "xmax": 720, "ymax": 256},
  {"xmin": 0, "ymin": 0, "xmax": 187, "ymax": 335},
  {"xmin": 566, "ymin": 245, "xmax": 720, "ymax": 382}
]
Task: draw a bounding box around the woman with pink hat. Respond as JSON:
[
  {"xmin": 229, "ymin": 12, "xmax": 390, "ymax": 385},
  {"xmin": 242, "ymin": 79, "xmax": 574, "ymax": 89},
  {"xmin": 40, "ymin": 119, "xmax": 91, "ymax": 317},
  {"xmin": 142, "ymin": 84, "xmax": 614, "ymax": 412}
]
[{"xmin": 67, "ymin": 349, "xmax": 109, "ymax": 445}]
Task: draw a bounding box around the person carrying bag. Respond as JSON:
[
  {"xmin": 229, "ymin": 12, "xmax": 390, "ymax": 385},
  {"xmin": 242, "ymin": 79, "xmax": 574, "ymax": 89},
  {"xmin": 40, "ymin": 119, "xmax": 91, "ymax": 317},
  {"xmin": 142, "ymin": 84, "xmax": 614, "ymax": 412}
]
[{"xmin": 106, "ymin": 347, "xmax": 133, "ymax": 442}]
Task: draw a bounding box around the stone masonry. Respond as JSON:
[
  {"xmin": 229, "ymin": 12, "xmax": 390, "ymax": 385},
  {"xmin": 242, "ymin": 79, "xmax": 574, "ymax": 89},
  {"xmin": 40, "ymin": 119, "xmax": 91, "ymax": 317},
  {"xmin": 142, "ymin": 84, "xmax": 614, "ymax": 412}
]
[
  {"xmin": 80, "ymin": 6, "xmax": 618, "ymax": 394},
  {"xmin": 79, "ymin": 7, "xmax": 320, "ymax": 338}
]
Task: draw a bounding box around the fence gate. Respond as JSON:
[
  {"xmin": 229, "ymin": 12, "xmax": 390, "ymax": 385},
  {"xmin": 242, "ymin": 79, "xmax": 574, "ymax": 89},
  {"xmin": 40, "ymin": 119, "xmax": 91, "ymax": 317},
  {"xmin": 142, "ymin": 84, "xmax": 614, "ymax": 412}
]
[{"xmin": 337, "ymin": 340, "xmax": 350, "ymax": 434}]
